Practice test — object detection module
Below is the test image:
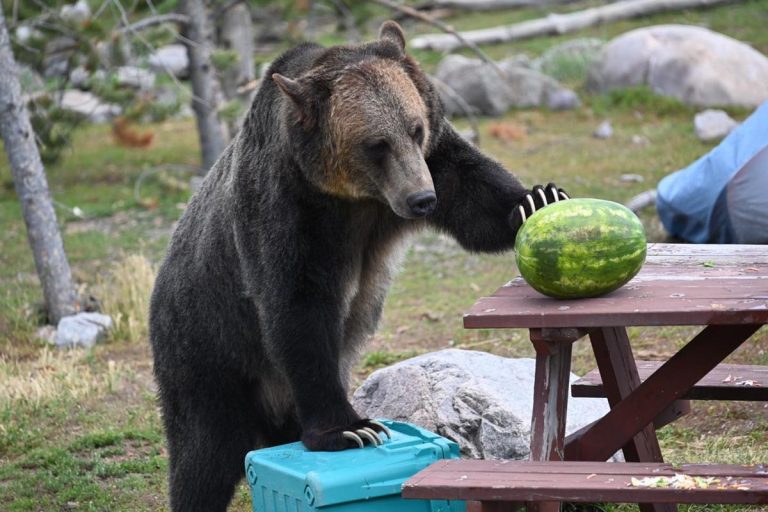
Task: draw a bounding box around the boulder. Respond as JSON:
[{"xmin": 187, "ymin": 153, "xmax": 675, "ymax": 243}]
[
  {"xmin": 60, "ymin": 0, "xmax": 91, "ymax": 24},
  {"xmin": 588, "ymin": 25, "xmax": 768, "ymax": 108},
  {"xmin": 43, "ymin": 36, "xmax": 76, "ymax": 79},
  {"xmin": 68, "ymin": 66, "xmax": 90, "ymax": 89},
  {"xmin": 547, "ymin": 88, "xmax": 581, "ymax": 111},
  {"xmin": 116, "ymin": 66, "xmax": 156, "ymax": 90},
  {"xmin": 593, "ymin": 120, "xmax": 613, "ymax": 139},
  {"xmin": 148, "ymin": 44, "xmax": 189, "ymax": 79},
  {"xmin": 694, "ymin": 109, "xmax": 738, "ymax": 141},
  {"xmin": 58, "ymin": 90, "xmax": 121, "ymax": 123},
  {"xmin": 352, "ymin": 349, "xmax": 611, "ymax": 460},
  {"xmin": 434, "ymin": 54, "xmax": 577, "ymax": 116},
  {"xmin": 533, "ymin": 38, "xmax": 604, "ymax": 83},
  {"xmin": 54, "ymin": 312, "xmax": 113, "ymax": 349}
]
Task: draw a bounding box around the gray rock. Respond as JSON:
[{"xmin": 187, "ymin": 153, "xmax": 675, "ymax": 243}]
[
  {"xmin": 58, "ymin": 90, "xmax": 121, "ymax": 123},
  {"xmin": 694, "ymin": 109, "xmax": 738, "ymax": 141},
  {"xmin": 588, "ymin": 25, "xmax": 768, "ymax": 108},
  {"xmin": 60, "ymin": 0, "xmax": 91, "ymax": 24},
  {"xmin": 546, "ymin": 88, "xmax": 580, "ymax": 111},
  {"xmin": 434, "ymin": 54, "xmax": 576, "ymax": 117},
  {"xmin": 116, "ymin": 66, "xmax": 156, "ymax": 90},
  {"xmin": 69, "ymin": 65, "xmax": 90, "ymax": 89},
  {"xmin": 352, "ymin": 349, "xmax": 611, "ymax": 460},
  {"xmin": 54, "ymin": 312, "xmax": 113, "ymax": 349},
  {"xmin": 149, "ymin": 44, "xmax": 189, "ymax": 79},
  {"xmin": 16, "ymin": 25, "xmax": 43, "ymax": 44},
  {"xmin": 43, "ymin": 36, "xmax": 76, "ymax": 79},
  {"xmin": 626, "ymin": 189, "xmax": 657, "ymax": 213},
  {"xmin": 533, "ymin": 38, "xmax": 604, "ymax": 83},
  {"xmin": 593, "ymin": 120, "xmax": 613, "ymax": 139},
  {"xmin": 94, "ymin": 38, "xmax": 132, "ymax": 68},
  {"xmin": 498, "ymin": 58, "xmax": 565, "ymax": 108},
  {"xmin": 620, "ymin": 173, "xmax": 645, "ymax": 183}
]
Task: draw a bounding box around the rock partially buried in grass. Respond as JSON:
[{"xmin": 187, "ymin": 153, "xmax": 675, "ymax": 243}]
[
  {"xmin": 514, "ymin": 198, "xmax": 647, "ymax": 299},
  {"xmin": 54, "ymin": 312, "xmax": 113, "ymax": 349}
]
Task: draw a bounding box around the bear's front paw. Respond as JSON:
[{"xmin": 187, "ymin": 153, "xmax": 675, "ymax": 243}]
[
  {"xmin": 302, "ymin": 419, "xmax": 392, "ymax": 451},
  {"xmin": 509, "ymin": 182, "xmax": 570, "ymax": 233}
]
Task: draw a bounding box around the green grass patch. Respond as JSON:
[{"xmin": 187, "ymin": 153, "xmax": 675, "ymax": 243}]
[{"xmin": 1, "ymin": 3, "xmax": 768, "ymax": 509}]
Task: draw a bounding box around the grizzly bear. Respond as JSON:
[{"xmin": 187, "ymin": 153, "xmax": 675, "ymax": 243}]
[{"xmin": 149, "ymin": 21, "xmax": 568, "ymax": 512}]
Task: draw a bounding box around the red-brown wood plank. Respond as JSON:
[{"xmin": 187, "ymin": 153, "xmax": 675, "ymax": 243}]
[
  {"xmin": 463, "ymin": 244, "xmax": 768, "ymax": 330},
  {"xmin": 402, "ymin": 461, "xmax": 768, "ymax": 504},
  {"xmin": 406, "ymin": 460, "xmax": 768, "ymax": 476},
  {"xmin": 582, "ymin": 327, "xmax": 674, "ymax": 512},
  {"xmin": 573, "ymin": 362, "xmax": 768, "ymax": 401},
  {"xmin": 569, "ymin": 324, "xmax": 763, "ymax": 462},
  {"xmin": 464, "ymin": 291, "xmax": 768, "ymax": 329}
]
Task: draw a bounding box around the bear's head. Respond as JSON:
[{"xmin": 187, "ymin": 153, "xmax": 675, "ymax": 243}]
[{"xmin": 272, "ymin": 22, "xmax": 443, "ymax": 219}]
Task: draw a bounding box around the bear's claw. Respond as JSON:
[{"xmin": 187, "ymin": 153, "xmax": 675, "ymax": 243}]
[
  {"xmin": 341, "ymin": 420, "xmax": 393, "ymax": 448},
  {"xmin": 368, "ymin": 420, "xmax": 392, "ymax": 439},
  {"xmin": 343, "ymin": 431, "xmax": 365, "ymax": 448},
  {"xmin": 357, "ymin": 428, "xmax": 381, "ymax": 446}
]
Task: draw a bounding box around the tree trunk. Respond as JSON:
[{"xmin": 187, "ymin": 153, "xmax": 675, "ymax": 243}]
[
  {"xmin": 0, "ymin": 5, "xmax": 77, "ymax": 324},
  {"xmin": 411, "ymin": 0, "xmax": 739, "ymax": 51},
  {"xmin": 218, "ymin": 1, "xmax": 255, "ymax": 100},
  {"xmin": 179, "ymin": 0, "xmax": 228, "ymax": 174}
]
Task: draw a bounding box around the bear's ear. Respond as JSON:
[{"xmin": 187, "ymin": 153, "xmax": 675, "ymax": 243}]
[
  {"xmin": 272, "ymin": 73, "xmax": 306, "ymax": 106},
  {"xmin": 379, "ymin": 21, "xmax": 406, "ymax": 53}
]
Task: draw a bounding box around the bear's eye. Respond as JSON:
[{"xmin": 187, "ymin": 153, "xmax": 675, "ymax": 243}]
[
  {"xmin": 411, "ymin": 124, "xmax": 424, "ymax": 146},
  {"xmin": 364, "ymin": 139, "xmax": 390, "ymax": 162}
]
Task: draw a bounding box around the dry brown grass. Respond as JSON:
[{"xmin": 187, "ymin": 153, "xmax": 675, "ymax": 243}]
[
  {"xmin": 0, "ymin": 348, "xmax": 127, "ymax": 409},
  {"xmin": 96, "ymin": 253, "xmax": 157, "ymax": 345}
]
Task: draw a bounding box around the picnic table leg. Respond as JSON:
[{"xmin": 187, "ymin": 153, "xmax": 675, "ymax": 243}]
[
  {"xmin": 528, "ymin": 329, "xmax": 577, "ymax": 512},
  {"xmin": 468, "ymin": 501, "xmax": 525, "ymax": 512},
  {"xmin": 567, "ymin": 324, "xmax": 761, "ymax": 461},
  {"xmin": 587, "ymin": 326, "xmax": 676, "ymax": 512}
]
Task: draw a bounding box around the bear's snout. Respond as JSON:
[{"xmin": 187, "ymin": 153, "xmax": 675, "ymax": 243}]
[{"xmin": 406, "ymin": 190, "xmax": 437, "ymax": 217}]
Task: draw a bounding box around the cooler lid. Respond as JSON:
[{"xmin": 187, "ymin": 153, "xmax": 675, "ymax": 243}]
[{"xmin": 245, "ymin": 420, "xmax": 459, "ymax": 508}]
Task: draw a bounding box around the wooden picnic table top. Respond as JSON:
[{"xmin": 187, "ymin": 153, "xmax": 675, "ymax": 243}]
[{"xmin": 464, "ymin": 243, "xmax": 768, "ymax": 329}]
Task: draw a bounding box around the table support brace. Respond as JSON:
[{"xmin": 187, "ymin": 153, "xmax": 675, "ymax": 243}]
[{"xmin": 568, "ymin": 323, "xmax": 762, "ymax": 463}]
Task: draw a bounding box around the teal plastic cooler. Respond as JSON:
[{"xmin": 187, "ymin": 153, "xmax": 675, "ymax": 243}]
[{"xmin": 244, "ymin": 420, "xmax": 466, "ymax": 512}]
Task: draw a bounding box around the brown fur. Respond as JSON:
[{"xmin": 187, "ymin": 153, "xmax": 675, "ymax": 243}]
[{"xmin": 321, "ymin": 59, "xmax": 430, "ymax": 200}]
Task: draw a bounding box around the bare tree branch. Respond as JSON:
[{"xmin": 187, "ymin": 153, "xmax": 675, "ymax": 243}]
[
  {"xmin": 411, "ymin": 0, "xmax": 741, "ymax": 50},
  {"xmin": 369, "ymin": 0, "xmax": 506, "ymax": 78},
  {"xmin": 116, "ymin": 13, "xmax": 190, "ymax": 34},
  {"xmin": 420, "ymin": 0, "xmax": 582, "ymax": 11}
]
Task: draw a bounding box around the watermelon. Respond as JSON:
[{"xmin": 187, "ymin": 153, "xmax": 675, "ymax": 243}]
[{"xmin": 514, "ymin": 198, "xmax": 647, "ymax": 299}]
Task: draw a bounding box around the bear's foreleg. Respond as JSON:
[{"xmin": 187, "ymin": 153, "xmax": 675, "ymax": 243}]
[
  {"xmin": 426, "ymin": 124, "xmax": 568, "ymax": 251},
  {"xmin": 260, "ymin": 296, "xmax": 390, "ymax": 450}
]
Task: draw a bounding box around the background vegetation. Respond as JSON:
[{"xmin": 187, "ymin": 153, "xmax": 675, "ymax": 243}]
[{"xmin": 1, "ymin": 0, "xmax": 767, "ymax": 510}]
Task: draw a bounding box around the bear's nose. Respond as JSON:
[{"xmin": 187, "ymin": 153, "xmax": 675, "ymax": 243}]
[{"xmin": 407, "ymin": 191, "xmax": 437, "ymax": 217}]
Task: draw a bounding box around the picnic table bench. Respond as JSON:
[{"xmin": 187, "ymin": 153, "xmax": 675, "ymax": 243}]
[
  {"xmin": 404, "ymin": 461, "xmax": 768, "ymax": 507},
  {"xmin": 403, "ymin": 243, "xmax": 768, "ymax": 511}
]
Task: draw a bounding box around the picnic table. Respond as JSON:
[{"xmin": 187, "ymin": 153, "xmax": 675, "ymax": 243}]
[{"xmin": 404, "ymin": 243, "xmax": 768, "ymax": 511}]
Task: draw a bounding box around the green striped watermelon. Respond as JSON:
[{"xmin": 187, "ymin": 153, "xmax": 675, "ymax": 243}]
[{"xmin": 514, "ymin": 198, "xmax": 647, "ymax": 299}]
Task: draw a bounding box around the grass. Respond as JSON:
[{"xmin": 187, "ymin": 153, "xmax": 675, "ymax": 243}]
[{"xmin": 2, "ymin": 2, "xmax": 768, "ymax": 510}]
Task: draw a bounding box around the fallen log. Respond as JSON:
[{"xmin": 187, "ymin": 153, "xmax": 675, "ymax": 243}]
[
  {"xmin": 423, "ymin": 0, "xmax": 581, "ymax": 10},
  {"xmin": 411, "ymin": 0, "xmax": 739, "ymax": 51}
]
